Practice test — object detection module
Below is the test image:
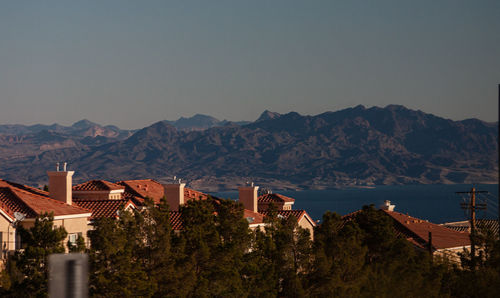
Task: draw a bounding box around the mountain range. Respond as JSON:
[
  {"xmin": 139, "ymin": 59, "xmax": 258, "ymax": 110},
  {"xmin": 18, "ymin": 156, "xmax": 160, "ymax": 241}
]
[{"xmin": 0, "ymin": 105, "xmax": 497, "ymax": 191}]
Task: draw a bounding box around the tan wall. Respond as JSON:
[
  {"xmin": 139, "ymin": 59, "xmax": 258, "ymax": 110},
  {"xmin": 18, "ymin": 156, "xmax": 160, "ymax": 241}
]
[
  {"xmin": 0, "ymin": 215, "xmax": 89, "ymax": 266},
  {"xmin": 54, "ymin": 217, "xmax": 89, "ymax": 251},
  {"xmin": 0, "ymin": 215, "xmax": 14, "ymax": 257},
  {"xmin": 298, "ymin": 216, "xmax": 315, "ymax": 240},
  {"xmin": 18, "ymin": 217, "xmax": 89, "ymax": 252},
  {"xmin": 434, "ymin": 246, "xmax": 470, "ymax": 264}
]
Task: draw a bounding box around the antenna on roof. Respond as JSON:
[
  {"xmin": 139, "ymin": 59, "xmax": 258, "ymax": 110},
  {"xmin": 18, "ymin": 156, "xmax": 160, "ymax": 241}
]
[
  {"xmin": 63, "ymin": 162, "xmax": 67, "ymax": 172},
  {"xmin": 14, "ymin": 212, "xmax": 26, "ymax": 222},
  {"xmin": 56, "ymin": 162, "xmax": 60, "ymax": 172}
]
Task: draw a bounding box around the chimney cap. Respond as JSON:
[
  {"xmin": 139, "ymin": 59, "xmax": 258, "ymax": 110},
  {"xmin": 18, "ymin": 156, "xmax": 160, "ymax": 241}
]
[{"xmin": 381, "ymin": 200, "xmax": 395, "ymax": 211}]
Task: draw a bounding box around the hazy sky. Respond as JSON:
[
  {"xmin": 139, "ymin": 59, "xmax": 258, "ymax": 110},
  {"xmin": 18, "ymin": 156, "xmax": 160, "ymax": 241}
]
[{"xmin": 0, "ymin": 0, "xmax": 499, "ymax": 129}]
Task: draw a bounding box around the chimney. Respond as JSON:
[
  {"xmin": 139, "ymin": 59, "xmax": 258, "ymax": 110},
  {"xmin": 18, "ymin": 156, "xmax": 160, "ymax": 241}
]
[
  {"xmin": 239, "ymin": 185, "xmax": 259, "ymax": 213},
  {"xmin": 163, "ymin": 182, "xmax": 186, "ymax": 211},
  {"xmin": 381, "ymin": 200, "xmax": 395, "ymax": 211},
  {"xmin": 47, "ymin": 163, "xmax": 74, "ymax": 205}
]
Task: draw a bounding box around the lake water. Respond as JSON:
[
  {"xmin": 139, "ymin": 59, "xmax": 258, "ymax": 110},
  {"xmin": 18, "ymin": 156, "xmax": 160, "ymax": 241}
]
[{"xmin": 212, "ymin": 184, "xmax": 499, "ymax": 224}]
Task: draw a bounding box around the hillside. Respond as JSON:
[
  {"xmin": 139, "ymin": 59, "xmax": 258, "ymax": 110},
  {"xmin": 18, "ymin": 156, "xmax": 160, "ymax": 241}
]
[{"xmin": 0, "ymin": 105, "xmax": 497, "ymax": 190}]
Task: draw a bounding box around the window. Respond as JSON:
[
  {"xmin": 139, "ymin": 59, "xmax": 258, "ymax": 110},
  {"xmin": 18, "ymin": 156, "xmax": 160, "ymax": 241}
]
[{"xmin": 68, "ymin": 232, "xmax": 83, "ymax": 246}]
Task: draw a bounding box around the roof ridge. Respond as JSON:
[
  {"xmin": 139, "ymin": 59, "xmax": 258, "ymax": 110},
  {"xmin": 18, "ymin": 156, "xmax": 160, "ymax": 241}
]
[
  {"xmin": 11, "ymin": 186, "xmax": 90, "ymax": 214},
  {"xmin": 74, "ymin": 179, "xmax": 125, "ymax": 190},
  {"xmin": 117, "ymin": 181, "xmax": 145, "ymax": 199},
  {"xmin": 0, "ymin": 186, "xmax": 36, "ymax": 218},
  {"xmin": 7, "ymin": 187, "xmax": 43, "ymax": 217},
  {"xmin": 119, "ymin": 178, "xmax": 160, "ymax": 183},
  {"xmin": 73, "ymin": 198, "xmax": 128, "ymax": 202}
]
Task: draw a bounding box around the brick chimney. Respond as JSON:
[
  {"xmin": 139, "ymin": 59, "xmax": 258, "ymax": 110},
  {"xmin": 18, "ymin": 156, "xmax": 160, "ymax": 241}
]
[
  {"xmin": 47, "ymin": 163, "xmax": 74, "ymax": 205},
  {"xmin": 381, "ymin": 200, "xmax": 395, "ymax": 211},
  {"xmin": 163, "ymin": 183, "xmax": 186, "ymax": 211},
  {"xmin": 239, "ymin": 185, "xmax": 259, "ymax": 212}
]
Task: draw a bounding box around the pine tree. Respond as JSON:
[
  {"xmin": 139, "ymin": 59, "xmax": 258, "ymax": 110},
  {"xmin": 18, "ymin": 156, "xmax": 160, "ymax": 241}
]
[
  {"xmin": 138, "ymin": 198, "xmax": 178, "ymax": 297},
  {"xmin": 246, "ymin": 203, "xmax": 311, "ymax": 297},
  {"xmin": 4, "ymin": 212, "xmax": 67, "ymax": 297},
  {"xmin": 307, "ymin": 211, "xmax": 367, "ymax": 297},
  {"xmin": 88, "ymin": 209, "xmax": 156, "ymax": 297},
  {"xmin": 68, "ymin": 235, "xmax": 86, "ymax": 253},
  {"xmin": 176, "ymin": 197, "xmax": 253, "ymax": 296}
]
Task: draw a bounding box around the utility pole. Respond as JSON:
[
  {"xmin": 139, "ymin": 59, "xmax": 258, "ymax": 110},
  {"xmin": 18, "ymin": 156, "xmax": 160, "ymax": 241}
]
[
  {"xmin": 428, "ymin": 231, "xmax": 433, "ymax": 264},
  {"xmin": 457, "ymin": 187, "xmax": 487, "ymax": 268}
]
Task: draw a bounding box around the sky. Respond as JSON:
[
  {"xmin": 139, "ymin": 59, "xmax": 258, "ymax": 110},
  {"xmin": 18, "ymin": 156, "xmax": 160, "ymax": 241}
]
[{"xmin": 0, "ymin": 0, "xmax": 499, "ymax": 129}]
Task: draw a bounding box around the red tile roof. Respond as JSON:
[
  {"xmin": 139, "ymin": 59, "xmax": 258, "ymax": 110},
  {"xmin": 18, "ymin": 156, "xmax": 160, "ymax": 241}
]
[
  {"xmin": 442, "ymin": 219, "xmax": 499, "ymax": 235},
  {"xmin": 73, "ymin": 180, "xmax": 125, "ymax": 191},
  {"xmin": 383, "ymin": 210, "xmax": 470, "ymax": 250},
  {"xmin": 243, "ymin": 209, "xmax": 265, "ymax": 225},
  {"xmin": 185, "ymin": 188, "xmax": 211, "ymax": 201},
  {"xmin": 0, "ymin": 186, "xmax": 36, "ymax": 218},
  {"xmin": 118, "ymin": 179, "xmax": 213, "ymax": 206},
  {"xmin": 258, "ymin": 193, "xmax": 295, "ymax": 204},
  {"xmin": 73, "ymin": 199, "xmax": 135, "ymax": 220},
  {"xmin": 118, "ymin": 179, "xmax": 165, "ymax": 203},
  {"xmin": 0, "ymin": 179, "xmax": 91, "ymax": 220}
]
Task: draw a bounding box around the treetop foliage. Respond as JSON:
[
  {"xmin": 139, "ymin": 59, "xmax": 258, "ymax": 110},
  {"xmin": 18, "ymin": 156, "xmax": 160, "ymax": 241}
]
[{"xmin": 1, "ymin": 203, "xmax": 499, "ymax": 297}]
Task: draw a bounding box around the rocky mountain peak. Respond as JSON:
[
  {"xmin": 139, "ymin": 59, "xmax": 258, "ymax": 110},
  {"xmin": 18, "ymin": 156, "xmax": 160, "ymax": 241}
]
[{"xmin": 257, "ymin": 110, "xmax": 281, "ymax": 122}]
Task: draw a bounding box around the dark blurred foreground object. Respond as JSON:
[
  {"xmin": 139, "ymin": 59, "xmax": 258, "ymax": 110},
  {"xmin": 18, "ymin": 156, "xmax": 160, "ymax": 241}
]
[{"xmin": 49, "ymin": 253, "xmax": 88, "ymax": 298}]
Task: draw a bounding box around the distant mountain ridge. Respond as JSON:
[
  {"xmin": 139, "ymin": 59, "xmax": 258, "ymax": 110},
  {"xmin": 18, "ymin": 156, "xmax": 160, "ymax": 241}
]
[
  {"xmin": 0, "ymin": 119, "xmax": 133, "ymax": 139},
  {"xmin": 0, "ymin": 106, "xmax": 497, "ymax": 191},
  {"xmin": 164, "ymin": 114, "xmax": 251, "ymax": 131}
]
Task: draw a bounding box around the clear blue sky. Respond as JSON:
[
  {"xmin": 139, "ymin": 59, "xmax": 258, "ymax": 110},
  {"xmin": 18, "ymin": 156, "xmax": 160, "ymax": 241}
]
[{"xmin": 0, "ymin": 0, "xmax": 499, "ymax": 129}]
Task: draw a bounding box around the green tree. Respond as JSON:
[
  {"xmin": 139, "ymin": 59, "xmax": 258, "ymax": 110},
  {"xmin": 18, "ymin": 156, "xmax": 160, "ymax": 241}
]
[
  {"xmin": 446, "ymin": 225, "xmax": 500, "ymax": 298},
  {"xmin": 137, "ymin": 198, "xmax": 179, "ymax": 298},
  {"xmin": 4, "ymin": 212, "xmax": 67, "ymax": 297},
  {"xmin": 246, "ymin": 204, "xmax": 312, "ymax": 297},
  {"xmin": 88, "ymin": 208, "xmax": 155, "ymax": 297},
  {"xmin": 67, "ymin": 234, "xmax": 86, "ymax": 253},
  {"xmin": 177, "ymin": 197, "xmax": 253, "ymax": 297},
  {"xmin": 307, "ymin": 211, "xmax": 367, "ymax": 297},
  {"xmin": 354, "ymin": 205, "xmax": 442, "ymax": 297}
]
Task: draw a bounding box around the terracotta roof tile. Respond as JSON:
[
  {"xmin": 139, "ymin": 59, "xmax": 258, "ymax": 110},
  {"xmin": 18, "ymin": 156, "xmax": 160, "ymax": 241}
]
[
  {"xmin": 73, "ymin": 180, "xmax": 125, "ymax": 191},
  {"xmin": 118, "ymin": 179, "xmax": 213, "ymax": 206},
  {"xmin": 73, "ymin": 199, "xmax": 135, "ymax": 220},
  {"xmin": 243, "ymin": 209, "xmax": 265, "ymax": 225},
  {"xmin": 383, "ymin": 210, "xmax": 470, "ymax": 250},
  {"xmin": 342, "ymin": 209, "xmax": 470, "ymax": 250},
  {"xmin": 185, "ymin": 188, "xmax": 211, "ymax": 201},
  {"xmin": 118, "ymin": 179, "xmax": 165, "ymax": 202},
  {"xmin": 0, "ymin": 179, "xmax": 90, "ymax": 219},
  {"xmin": 258, "ymin": 193, "xmax": 295, "ymax": 203},
  {"xmin": 0, "ymin": 186, "xmax": 36, "ymax": 219},
  {"xmin": 442, "ymin": 219, "xmax": 499, "ymax": 235}
]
